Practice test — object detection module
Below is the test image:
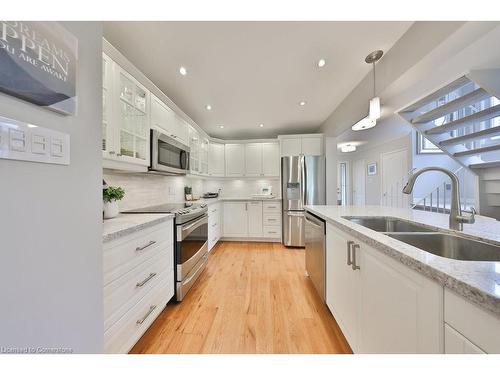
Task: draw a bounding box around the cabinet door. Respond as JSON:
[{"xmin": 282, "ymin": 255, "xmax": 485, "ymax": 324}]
[
  {"xmin": 223, "ymin": 202, "xmax": 248, "ymax": 237},
  {"xmin": 358, "ymin": 243, "xmax": 443, "ymax": 353},
  {"xmin": 174, "ymin": 117, "xmax": 189, "ymax": 146},
  {"xmin": 151, "ymin": 95, "xmax": 175, "ymax": 136},
  {"xmin": 102, "ymin": 53, "xmax": 114, "ymax": 158},
  {"xmin": 262, "ymin": 143, "xmax": 280, "ymax": 176},
  {"xmin": 326, "ymin": 223, "xmax": 360, "ymax": 351},
  {"xmin": 281, "ymin": 138, "xmax": 302, "ymax": 156},
  {"xmin": 245, "ymin": 143, "xmax": 263, "ymax": 176},
  {"xmin": 444, "ymin": 324, "xmax": 485, "ymax": 354},
  {"xmin": 247, "ymin": 201, "xmax": 263, "ymax": 237},
  {"xmin": 189, "ymin": 126, "xmax": 200, "ymax": 174},
  {"xmin": 301, "ymin": 137, "xmax": 323, "ymax": 156},
  {"xmin": 114, "ymin": 66, "xmax": 149, "ymax": 166},
  {"xmin": 225, "ymin": 144, "xmax": 246, "ymax": 176},
  {"xmin": 200, "ymin": 138, "xmax": 209, "ymax": 175},
  {"xmin": 208, "ymin": 143, "xmax": 225, "ymax": 177}
]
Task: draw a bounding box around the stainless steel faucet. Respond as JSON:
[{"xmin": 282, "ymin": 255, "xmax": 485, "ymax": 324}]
[{"xmin": 402, "ymin": 167, "xmax": 476, "ymax": 230}]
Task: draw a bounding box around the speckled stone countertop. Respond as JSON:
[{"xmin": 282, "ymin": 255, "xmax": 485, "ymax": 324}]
[
  {"xmin": 305, "ymin": 205, "xmax": 500, "ymax": 318},
  {"xmin": 103, "ymin": 213, "xmax": 174, "ymax": 243}
]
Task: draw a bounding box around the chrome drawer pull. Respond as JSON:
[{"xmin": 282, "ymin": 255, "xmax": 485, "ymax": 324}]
[
  {"xmin": 136, "ymin": 305, "xmax": 157, "ymax": 325},
  {"xmin": 351, "ymin": 244, "xmax": 361, "ymax": 271},
  {"xmin": 136, "ymin": 272, "xmax": 157, "ymax": 288},
  {"xmin": 267, "ymin": 218, "xmax": 277, "ymax": 221},
  {"xmin": 136, "ymin": 240, "xmax": 156, "ymax": 252},
  {"xmin": 347, "ymin": 241, "xmax": 354, "ymax": 266}
]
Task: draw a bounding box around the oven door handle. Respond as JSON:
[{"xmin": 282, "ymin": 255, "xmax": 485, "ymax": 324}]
[{"xmin": 180, "ymin": 214, "xmax": 208, "ymax": 241}]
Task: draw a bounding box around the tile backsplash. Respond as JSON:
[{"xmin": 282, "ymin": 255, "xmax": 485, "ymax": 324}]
[{"xmin": 103, "ymin": 170, "xmax": 280, "ymax": 211}]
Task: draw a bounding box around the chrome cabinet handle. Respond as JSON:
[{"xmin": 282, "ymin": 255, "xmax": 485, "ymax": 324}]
[
  {"xmin": 109, "ymin": 151, "xmax": 116, "ymax": 155},
  {"xmin": 136, "ymin": 305, "xmax": 157, "ymax": 325},
  {"xmin": 136, "ymin": 272, "xmax": 157, "ymax": 288},
  {"xmin": 136, "ymin": 240, "xmax": 156, "ymax": 252},
  {"xmin": 351, "ymin": 244, "xmax": 361, "ymax": 270},
  {"xmin": 347, "ymin": 240, "xmax": 354, "ymax": 266}
]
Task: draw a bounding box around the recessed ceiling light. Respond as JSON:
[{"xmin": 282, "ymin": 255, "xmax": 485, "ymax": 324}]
[
  {"xmin": 219, "ymin": 125, "xmax": 224, "ymax": 129},
  {"xmin": 318, "ymin": 58, "xmax": 326, "ymax": 67},
  {"xmin": 299, "ymin": 101, "xmax": 306, "ymax": 106},
  {"xmin": 179, "ymin": 66, "xmax": 187, "ymax": 76},
  {"xmin": 259, "ymin": 123, "xmax": 264, "ymax": 127},
  {"xmin": 205, "ymin": 104, "xmax": 212, "ymax": 111}
]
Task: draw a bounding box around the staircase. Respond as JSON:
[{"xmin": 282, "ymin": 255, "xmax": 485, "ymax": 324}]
[{"xmin": 398, "ymin": 69, "xmax": 500, "ymax": 219}]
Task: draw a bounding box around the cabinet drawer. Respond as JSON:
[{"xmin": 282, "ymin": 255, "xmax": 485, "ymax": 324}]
[
  {"xmin": 104, "ymin": 248, "xmax": 173, "ymax": 331},
  {"xmin": 263, "ymin": 214, "xmax": 281, "ymax": 226},
  {"xmin": 105, "ymin": 276, "xmax": 173, "ymax": 354},
  {"xmin": 263, "ymin": 202, "xmax": 281, "ymax": 212},
  {"xmin": 263, "ymin": 226, "xmax": 281, "ymax": 238},
  {"xmin": 444, "ymin": 289, "xmax": 500, "ymax": 353},
  {"xmin": 103, "ymin": 220, "xmax": 173, "ymax": 284}
]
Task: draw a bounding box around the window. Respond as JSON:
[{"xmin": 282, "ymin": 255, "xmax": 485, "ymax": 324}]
[{"xmin": 416, "ymin": 132, "xmax": 442, "ymax": 154}]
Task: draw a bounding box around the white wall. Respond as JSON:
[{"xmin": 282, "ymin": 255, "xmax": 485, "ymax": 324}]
[{"xmin": 0, "ymin": 22, "xmax": 103, "ymax": 353}]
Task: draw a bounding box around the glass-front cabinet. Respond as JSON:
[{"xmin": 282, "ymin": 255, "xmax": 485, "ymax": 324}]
[
  {"xmin": 200, "ymin": 138, "xmax": 209, "ymax": 175},
  {"xmin": 189, "ymin": 125, "xmax": 200, "ymax": 174},
  {"xmin": 102, "ymin": 54, "xmax": 150, "ymax": 169}
]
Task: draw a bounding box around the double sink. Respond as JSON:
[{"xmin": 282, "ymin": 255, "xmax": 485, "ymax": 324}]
[{"xmin": 343, "ymin": 216, "xmax": 500, "ymax": 262}]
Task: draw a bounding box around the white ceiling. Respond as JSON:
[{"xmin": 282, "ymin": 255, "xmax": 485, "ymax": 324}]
[{"xmin": 103, "ymin": 21, "xmax": 413, "ymax": 139}]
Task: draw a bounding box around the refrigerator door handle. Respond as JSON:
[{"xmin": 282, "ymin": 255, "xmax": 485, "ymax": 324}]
[{"xmin": 302, "ymin": 155, "xmax": 307, "ymax": 205}]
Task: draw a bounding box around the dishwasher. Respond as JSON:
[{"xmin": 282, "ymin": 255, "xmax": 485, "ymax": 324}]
[{"xmin": 305, "ymin": 211, "xmax": 326, "ymax": 301}]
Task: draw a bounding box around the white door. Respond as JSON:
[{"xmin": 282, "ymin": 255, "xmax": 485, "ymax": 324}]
[
  {"xmin": 352, "ymin": 159, "xmax": 366, "ymax": 206},
  {"xmin": 225, "ymin": 144, "xmax": 246, "ymax": 176},
  {"xmin": 208, "ymin": 143, "xmax": 225, "ymax": 177},
  {"xmin": 245, "ymin": 143, "xmax": 263, "ymax": 176},
  {"xmin": 262, "ymin": 143, "xmax": 280, "ymax": 176},
  {"xmin": 247, "ymin": 201, "xmax": 263, "ymax": 236},
  {"xmin": 381, "ymin": 149, "xmax": 409, "ymax": 208},
  {"xmin": 326, "ymin": 224, "xmax": 360, "ymax": 351},
  {"xmin": 223, "ymin": 202, "xmax": 248, "ymax": 237}
]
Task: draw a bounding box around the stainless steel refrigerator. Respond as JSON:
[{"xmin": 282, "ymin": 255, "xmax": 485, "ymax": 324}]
[{"xmin": 281, "ymin": 155, "xmax": 326, "ymax": 247}]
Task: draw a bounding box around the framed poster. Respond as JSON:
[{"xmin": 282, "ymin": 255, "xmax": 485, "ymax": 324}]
[
  {"xmin": 0, "ymin": 21, "xmax": 78, "ymax": 115},
  {"xmin": 367, "ymin": 162, "xmax": 377, "ymax": 176}
]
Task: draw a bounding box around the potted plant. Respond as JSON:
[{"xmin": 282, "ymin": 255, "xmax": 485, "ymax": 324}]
[{"xmin": 103, "ymin": 186, "xmax": 125, "ymax": 219}]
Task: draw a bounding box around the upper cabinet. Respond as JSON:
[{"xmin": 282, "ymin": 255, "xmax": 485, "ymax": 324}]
[
  {"xmin": 208, "ymin": 142, "xmax": 225, "ymax": 177},
  {"xmin": 102, "ymin": 55, "xmax": 150, "ymax": 170},
  {"xmin": 189, "ymin": 126, "xmax": 201, "ymax": 175},
  {"xmin": 226, "ymin": 142, "xmax": 280, "ymax": 177},
  {"xmin": 151, "ymin": 94, "xmax": 189, "ymax": 146},
  {"xmin": 279, "ymin": 134, "xmax": 324, "ymax": 156},
  {"xmin": 225, "ymin": 144, "xmax": 246, "ymax": 176}
]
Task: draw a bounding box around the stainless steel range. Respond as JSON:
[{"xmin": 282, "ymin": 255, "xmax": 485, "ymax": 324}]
[{"xmin": 124, "ymin": 202, "xmax": 208, "ymax": 301}]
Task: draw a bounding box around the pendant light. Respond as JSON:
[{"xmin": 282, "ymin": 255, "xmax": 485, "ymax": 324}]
[{"xmin": 352, "ymin": 50, "xmax": 383, "ymax": 131}]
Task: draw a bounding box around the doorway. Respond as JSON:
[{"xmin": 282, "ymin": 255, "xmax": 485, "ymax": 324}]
[
  {"xmin": 352, "ymin": 159, "xmax": 366, "ymax": 206},
  {"xmin": 337, "ymin": 161, "xmax": 349, "ymax": 206},
  {"xmin": 381, "ymin": 149, "xmax": 409, "ymax": 207}
]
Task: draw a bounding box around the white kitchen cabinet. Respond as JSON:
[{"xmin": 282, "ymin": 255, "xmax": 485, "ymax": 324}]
[
  {"xmin": 301, "ymin": 137, "xmax": 323, "ymax": 156},
  {"xmin": 279, "ymin": 135, "xmax": 324, "ymax": 156},
  {"xmin": 358, "ymin": 240, "xmax": 443, "ymax": 353},
  {"xmin": 174, "ymin": 116, "xmax": 189, "ymax": 146},
  {"xmin": 223, "ymin": 202, "xmax": 248, "ymax": 237},
  {"xmin": 262, "ymin": 143, "xmax": 280, "ymax": 176},
  {"xmin": 189, "ymin": 126, "xmax": 201, "ymax": 175},
  {"xmin": 208, "ymin": 202, "xmax": 222, "ymax": 250},
  {"xmin": 245, "ymin": 143, "xmax": 263, "ymax": 176},
  {"xmin": 151, "ymin": 94, "xmax": 189, "ymax": 147},
  {"xmin": 200, "ymin": 137, "xmax": 209, "ymax": 175},
  {"xmin": 208, "ymin": 142, "xmax": 225, "ymax": 177},
  {"xmin": 225, "ymin": 144, "xmax": 246, "ymax": 176},
  {"xmin": 280, "ymin": 138, "xmax": 302, "ymax": 156},
  {"xmin": 445, "ymin": 324, "xmax": 485, "ymax": 354},
  {"xmin": 247, "ymin": 201, "xmax": 263, "ymax": 236},
  {"xmin": 326, "ymin": 222, "xmax": 443, "ymax": 353},
  {"xmin": 326, "ymin": 224, "xmax": 360, "ymax": 350},
  {"xmin": 444, "ymin": 289, "xmax": 500, "ymax": 353},
  {"xmin": 102, "ymin": 53, "xmax": 114, "ymax": 158}
]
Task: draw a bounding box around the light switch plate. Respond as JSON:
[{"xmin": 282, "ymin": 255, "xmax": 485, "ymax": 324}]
[{"xmin": 0, "ymin": 116, "xmax": 70, "ymax": 165}]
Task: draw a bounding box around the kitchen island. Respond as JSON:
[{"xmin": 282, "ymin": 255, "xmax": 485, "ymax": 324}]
[{"xmin": 305, "ymin": 205, "xmax": 500, "ymax": 354}]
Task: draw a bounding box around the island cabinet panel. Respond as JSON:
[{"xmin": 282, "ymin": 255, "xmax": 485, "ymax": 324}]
[
  {"xmin": 444, "ymin": 324, "xmax": 485, "ymax": 354},
  {"xmin": 326, "ymin": 224, "xmax": 360, "ymax": 351},
  {"xmin": 325, "ymin": 222, "xmax": 443, "ymax": 354}
]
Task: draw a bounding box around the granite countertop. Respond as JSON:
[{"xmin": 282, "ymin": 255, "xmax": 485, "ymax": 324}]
[
  {"xmin": 103, "ymin": 213, "xmax": 174, "ymax": 243},
  {"xmin": 305, "ymin": 205, "xmax": 500, "ymax": 318}
]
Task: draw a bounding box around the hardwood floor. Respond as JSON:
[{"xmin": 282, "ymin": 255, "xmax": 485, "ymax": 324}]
[{"xmin": 130, "ymin": 241, "xmax": 352, "ymax": 354}]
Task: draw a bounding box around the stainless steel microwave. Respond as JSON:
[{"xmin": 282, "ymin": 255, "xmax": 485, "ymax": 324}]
[{"xmin": 150, "ymin": 129, "xmax": 190, "ymax": 175}]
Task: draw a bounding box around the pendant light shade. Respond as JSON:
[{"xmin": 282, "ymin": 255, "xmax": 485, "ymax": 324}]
[
  {"xmin": 352, "ymin": 50, "xmax": 383, "ymax": 131},
  {"xmin": 369, "ymin": 96, "xmax": 381, "ymax": 120},
  {"xmin": 352, "ymin": 116, "xmax": 376, "ymax": 131},
  {"xmin": 341, "ymin": 144, "xmax": 356, "ymax": 153}
]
